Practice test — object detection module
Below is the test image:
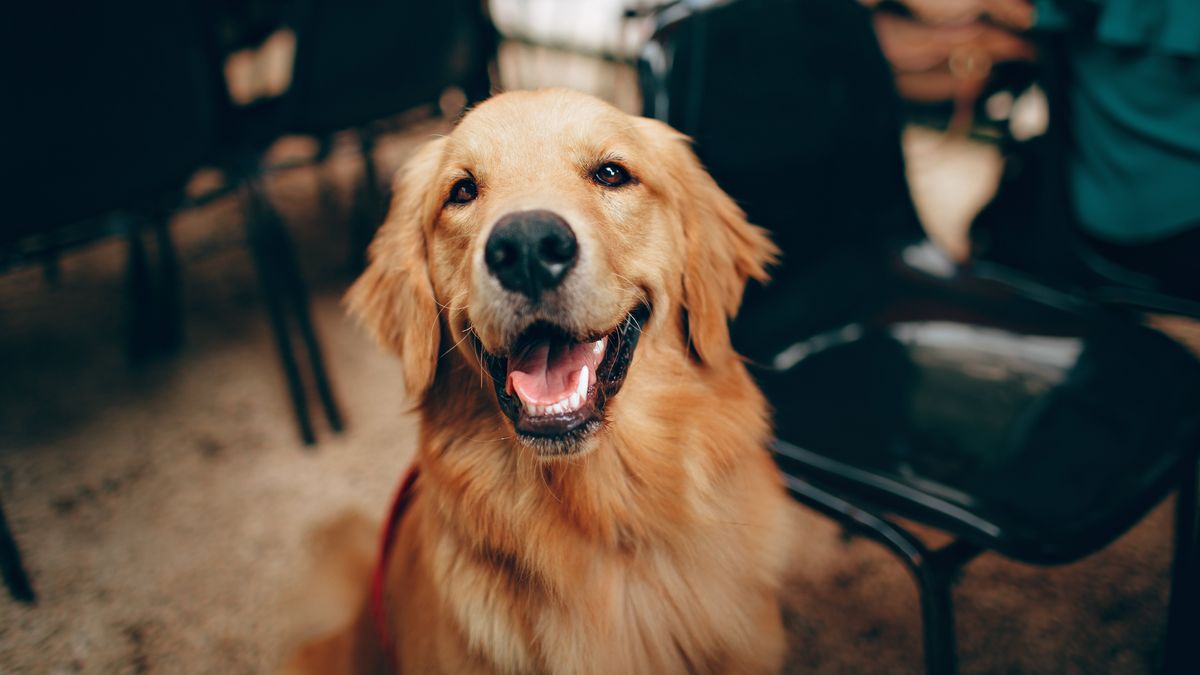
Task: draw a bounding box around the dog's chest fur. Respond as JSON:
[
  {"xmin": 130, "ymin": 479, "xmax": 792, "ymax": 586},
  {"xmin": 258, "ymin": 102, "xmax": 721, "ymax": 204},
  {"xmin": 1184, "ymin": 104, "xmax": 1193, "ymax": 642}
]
[
  {"xmin": 410, "ymin": 418, "xmax": 789, "ymax": 674},
  {"xmin": 436, "ymin": 533, "xmax": 770, "ymax": 675}
]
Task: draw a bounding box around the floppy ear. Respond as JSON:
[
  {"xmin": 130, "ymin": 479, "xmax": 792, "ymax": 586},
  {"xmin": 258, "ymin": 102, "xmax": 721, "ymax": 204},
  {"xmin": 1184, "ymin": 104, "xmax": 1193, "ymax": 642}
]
[
  {"xmin": 648, "ymin": 120, "xmax": 778, "ymax": 364},
  {"xmin": 345, "ymin": 137, "xmax": 447, "ymax": 400}
]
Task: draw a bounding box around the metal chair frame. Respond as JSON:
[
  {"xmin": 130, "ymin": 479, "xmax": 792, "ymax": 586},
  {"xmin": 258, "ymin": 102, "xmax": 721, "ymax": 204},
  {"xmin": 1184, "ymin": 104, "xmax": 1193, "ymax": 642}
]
[{"xmin": 774, "ymin": 440, "xmax": 1199, "ymax": 675}]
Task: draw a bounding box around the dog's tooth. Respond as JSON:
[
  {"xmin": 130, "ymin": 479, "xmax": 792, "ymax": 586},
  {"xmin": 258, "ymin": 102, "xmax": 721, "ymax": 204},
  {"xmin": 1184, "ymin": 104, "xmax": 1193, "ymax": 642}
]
[
  {"xmin": 524, "ymin": 401, "xmax": 536, "ymax": 416},
  {"xmin": 578, "ymin": 365, "xmax": 589, "ymax": 397},
  {"xmin": 593, "ymin": 338, "xmax": 606, "ymax": 355},
  {"xmin": 568, "ymin": 393, "xmax": 581, "ymax": 411}
]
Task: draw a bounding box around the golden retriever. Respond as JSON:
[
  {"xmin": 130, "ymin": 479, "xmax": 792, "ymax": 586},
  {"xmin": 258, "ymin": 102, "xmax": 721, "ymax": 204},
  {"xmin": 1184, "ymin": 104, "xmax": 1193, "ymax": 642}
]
[{"xmin": 285, "ymin": 88, "xmax": 796, "ymax": 675}]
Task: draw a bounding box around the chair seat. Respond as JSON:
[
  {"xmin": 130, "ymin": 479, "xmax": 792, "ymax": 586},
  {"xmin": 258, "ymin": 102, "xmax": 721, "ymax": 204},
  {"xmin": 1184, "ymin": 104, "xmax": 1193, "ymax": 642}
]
[{"xmin": 757, "ymin": 241, "xmax": 1200, "ymax": 565}]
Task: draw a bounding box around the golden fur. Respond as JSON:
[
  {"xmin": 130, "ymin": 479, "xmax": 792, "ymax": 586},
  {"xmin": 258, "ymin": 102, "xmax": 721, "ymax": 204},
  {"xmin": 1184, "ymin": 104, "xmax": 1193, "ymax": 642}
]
[{"xmin": 284, "ymin": 89, "xmax": 795, "ymax": 675}]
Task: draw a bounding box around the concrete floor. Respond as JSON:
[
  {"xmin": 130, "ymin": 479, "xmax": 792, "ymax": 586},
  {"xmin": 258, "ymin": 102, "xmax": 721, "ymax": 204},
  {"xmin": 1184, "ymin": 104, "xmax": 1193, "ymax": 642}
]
[{"xmin": 1, "ymin": 87, "xmax": 1196, "ymax": 673}]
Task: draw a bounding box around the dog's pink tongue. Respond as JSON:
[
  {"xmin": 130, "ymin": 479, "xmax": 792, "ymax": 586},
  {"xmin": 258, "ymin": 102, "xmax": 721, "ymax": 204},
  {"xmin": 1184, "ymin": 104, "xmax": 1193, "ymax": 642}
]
[{"xmin": 507, "ymin": 339, "xmax": 595, "ymax": 405}]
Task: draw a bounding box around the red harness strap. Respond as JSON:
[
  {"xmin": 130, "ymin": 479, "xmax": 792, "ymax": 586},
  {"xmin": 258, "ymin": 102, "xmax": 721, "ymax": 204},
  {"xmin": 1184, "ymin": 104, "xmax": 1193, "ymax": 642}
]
[{"xmin": 370, "ymin": 464, "xmax": 420, "ymax": 671}]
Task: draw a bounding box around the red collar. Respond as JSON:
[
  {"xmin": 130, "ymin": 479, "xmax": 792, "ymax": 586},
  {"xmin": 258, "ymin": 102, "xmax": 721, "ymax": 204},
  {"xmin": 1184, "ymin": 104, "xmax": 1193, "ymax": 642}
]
[{"xmin": 371, "ymin": 464, "xmax": 420, "ymax": 670}]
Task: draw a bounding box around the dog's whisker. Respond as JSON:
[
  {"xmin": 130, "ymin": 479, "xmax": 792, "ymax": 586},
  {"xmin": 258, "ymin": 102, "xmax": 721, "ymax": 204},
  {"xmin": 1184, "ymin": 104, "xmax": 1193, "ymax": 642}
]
[
  {"xmin": 629, "ymin": 313, "xmax": 644, "ymax": 334},
  {"xmin": 471, "ymin": 341, "xmax": 485, "ymax": 381},
  {"xmin": 612, "ymin": 274, "xmax": 653, "ymax": 324},
  {"xmin": 435, "ymin": 299, "xmax": 471, "ymax": 317},
  {"xmin": 440, "ymin": 329, "xmax": 474, "ymax": 361}
]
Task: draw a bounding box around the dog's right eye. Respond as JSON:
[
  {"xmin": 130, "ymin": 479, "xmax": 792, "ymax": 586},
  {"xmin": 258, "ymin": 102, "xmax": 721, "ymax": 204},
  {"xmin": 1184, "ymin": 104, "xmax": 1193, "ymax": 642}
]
[
  {"xmin": 593, "ymin": 162, "xmax": 631, "ymax": 188},
  {"xmin": 448, "ymin": 178, "xmax": 478, "ymax": 205}
]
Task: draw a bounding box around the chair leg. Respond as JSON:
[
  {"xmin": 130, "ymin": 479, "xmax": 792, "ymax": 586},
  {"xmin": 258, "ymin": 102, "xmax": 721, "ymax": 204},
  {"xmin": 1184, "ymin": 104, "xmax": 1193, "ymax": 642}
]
[
  {"xmin": 151, "ymin": 211, "xmax": 182, "ymax": 354},
  {"xmin": 272, "ymin": 210, "xmax": 344, "ymax": 435},
  {"xmin": 314, "ymin": 136, "xmax": 343, "ymax": 227},
  {"xmin": 779, "ymin": 472, "xmax": 977, "ymax": 675},
  {"xmin": 242, "ymin": 179, "xmax": 316, "ymax": 445},
  {"xmin": 126, "ymin": 218, "xmax": 156, "ymax": 362},
  {"xmin": 1164, "ymin": 459, "xmax": 1198, "ymax": 673},
  {"xmin": 126, "ymin": 212, "xmax": 183, "ymax": 361},
  {"xmin": 913, "ymin": 563, "xmax": 956, "ymax": 675},
  {"xmin": 920, "ymin": 540, "xmax": 980, "ymax": 675},
  {"xmin": 349, "ymin": 128, "xmax": 383, "ymax": 272},
  {"xmin": 0, "ymin": 495, "xmax": 35, "ymax": 604}
]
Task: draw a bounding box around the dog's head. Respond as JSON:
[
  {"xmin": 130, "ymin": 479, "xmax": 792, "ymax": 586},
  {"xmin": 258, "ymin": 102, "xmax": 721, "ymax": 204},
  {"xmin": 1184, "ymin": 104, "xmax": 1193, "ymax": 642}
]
[{"xmin": 348, "ymin": 89, "xmax": 776, "ymax": 457}]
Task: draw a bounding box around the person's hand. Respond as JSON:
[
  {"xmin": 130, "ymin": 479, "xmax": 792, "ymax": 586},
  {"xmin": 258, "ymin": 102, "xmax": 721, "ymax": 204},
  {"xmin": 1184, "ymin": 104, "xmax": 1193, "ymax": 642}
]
[
  {"xmin": 859, "ymin": 0, "xmax": 1034, "ymax": 29},
  {"xmin": 864, "ymin": 1, "xmax": 1036, "ymax": 102},
  {"xmin": 873, "ymin": 0, "xmax": 1034, "ymax": 29}
]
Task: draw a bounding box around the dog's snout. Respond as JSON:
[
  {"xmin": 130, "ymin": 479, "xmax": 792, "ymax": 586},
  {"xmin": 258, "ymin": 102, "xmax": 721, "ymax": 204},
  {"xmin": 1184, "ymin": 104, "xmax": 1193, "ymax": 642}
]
[{"xmin": 485, "ymin": 210, "xmax": 578, "ymax": 300}]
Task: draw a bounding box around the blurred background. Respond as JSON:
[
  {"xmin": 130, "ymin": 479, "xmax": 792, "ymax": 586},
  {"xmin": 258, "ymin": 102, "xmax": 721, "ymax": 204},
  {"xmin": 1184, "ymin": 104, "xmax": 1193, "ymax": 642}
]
[{"xmin": 2, "ymin": 1, "xmax": 1198, "ymax": 673}]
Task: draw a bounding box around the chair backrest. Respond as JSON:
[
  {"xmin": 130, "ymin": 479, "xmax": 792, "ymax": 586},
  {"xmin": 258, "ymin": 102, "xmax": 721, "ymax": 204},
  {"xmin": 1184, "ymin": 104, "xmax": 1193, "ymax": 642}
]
[
  {"xmin": 638, "ymin": 0, "xmax": 926, "ymax": 360},
  {"xmin": 284, "ymin": 0, "xmax": 497, "ymax": 135},
  {"xmin": 639, "ymin": 0, "xmax": 924, "ymax": 271},
  {"xmin": 3, "ymin": 1, "xmax": 217, "ymax": 243}
]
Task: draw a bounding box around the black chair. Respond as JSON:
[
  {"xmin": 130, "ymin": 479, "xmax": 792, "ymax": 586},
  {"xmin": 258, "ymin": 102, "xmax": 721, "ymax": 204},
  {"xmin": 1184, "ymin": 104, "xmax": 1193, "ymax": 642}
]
[
  {"xmin": 757, "ymin": 258, "xmax": 1200, "ymax": 675},
  {"xmin": 0, "ymin": 500, "xmax": 35, "ymax": 604},
  {"xmin": 2, "ymin": 0, "xmax": 222, "ymax": 604},
  {"xmin": 640, "ymin": 1, "xmax": 1200, "ymax": 673},
  {"xmin": 197, "ymin": 0, "xmax": 497, "ymax": 443},
  {"xmin": 285, "ymin": 0, "xmax": 495, "ymax": 269},
  {"xmin": 3, "ymin": 0, "xmax": 218, "ymax": 356},
  {"xmin": 211, "ymin": 0, "xmax": 497, "ymax": 268},
  {"xmin": 4, "ymin": 0, "xmax": 347, "ymax": 450}
]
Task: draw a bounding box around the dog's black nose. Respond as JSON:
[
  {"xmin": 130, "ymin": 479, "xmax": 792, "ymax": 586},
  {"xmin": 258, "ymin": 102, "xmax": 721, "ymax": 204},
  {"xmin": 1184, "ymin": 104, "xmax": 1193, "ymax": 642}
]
[{"xmin": 485, "ymin": 210, "xmax": 578, "ymax": 300}]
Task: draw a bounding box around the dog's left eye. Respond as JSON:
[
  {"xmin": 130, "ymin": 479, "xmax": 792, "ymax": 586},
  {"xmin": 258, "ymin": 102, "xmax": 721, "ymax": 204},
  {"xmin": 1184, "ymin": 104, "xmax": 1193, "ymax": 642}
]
[
  {"xmin": 448, "ymin": 178, "xmax": 478, "ymax": 205},
  {"xmin": 593, "ymin": 162, "xmax": 631, "ymax": 187}
]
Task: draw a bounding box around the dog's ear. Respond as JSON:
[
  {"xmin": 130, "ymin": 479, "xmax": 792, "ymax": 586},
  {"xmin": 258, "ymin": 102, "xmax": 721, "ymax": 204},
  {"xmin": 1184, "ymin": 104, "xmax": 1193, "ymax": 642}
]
[
  {"xmin": 345, "ymin": 137, "xmax": 447, "ymax": 400},
  {"xmin": 644, "ymin": 119, "xmax": 778, "ymax": 365}
]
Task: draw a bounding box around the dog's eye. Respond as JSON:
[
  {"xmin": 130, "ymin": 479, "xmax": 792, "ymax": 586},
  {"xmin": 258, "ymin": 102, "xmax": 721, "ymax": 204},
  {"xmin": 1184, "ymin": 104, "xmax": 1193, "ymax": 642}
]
[
  {"xmin": 448, "ymin": 178, "xmax": 477, "ymax": 205},
  {"xmin": 593, "ymin": 162, "xmax": 631, "ymax": 188}
]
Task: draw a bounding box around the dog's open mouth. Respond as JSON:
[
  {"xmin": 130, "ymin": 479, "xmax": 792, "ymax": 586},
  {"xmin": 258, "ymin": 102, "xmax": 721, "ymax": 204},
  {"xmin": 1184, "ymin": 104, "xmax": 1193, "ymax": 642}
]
[{"xmin": 478, "ymin": 305, "xmax": 650, "ymax": 452}]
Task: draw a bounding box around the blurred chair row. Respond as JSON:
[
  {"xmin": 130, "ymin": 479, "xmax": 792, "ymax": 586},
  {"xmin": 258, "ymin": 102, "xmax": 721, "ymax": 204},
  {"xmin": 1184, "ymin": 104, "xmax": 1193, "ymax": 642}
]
[
  {"xmin": 1, "ymin": 0, "xmax": 495, "ymax": 603},
  {"xmin": 642, "ymin": 0, "xmax": 1198, "ymax": 673}
]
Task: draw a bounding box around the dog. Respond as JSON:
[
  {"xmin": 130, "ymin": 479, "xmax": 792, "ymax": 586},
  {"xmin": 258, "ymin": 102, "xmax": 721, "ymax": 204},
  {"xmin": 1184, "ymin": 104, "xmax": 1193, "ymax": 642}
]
[{"xmin": 285, "ymin": 88, "xmax": 797, "ymax": 675}]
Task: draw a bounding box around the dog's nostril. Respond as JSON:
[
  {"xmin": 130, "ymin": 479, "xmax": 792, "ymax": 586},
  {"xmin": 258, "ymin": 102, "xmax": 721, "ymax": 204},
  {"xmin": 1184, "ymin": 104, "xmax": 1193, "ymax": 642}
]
[
  {"xmin": 485, "ymin": 210, "xmax": 578, "ymax": 300},
  {"xmin": 539, "ymin": 232, "xmax": 577, "ymax": 265},
  {"xmin": 487, "ymin": 240, "xmax": 519, "ymax": 270}
]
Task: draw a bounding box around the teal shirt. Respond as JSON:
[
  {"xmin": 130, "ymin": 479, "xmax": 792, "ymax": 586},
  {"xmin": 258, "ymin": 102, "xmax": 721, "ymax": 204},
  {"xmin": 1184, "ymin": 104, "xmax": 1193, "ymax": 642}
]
[{"xmin": 1037, "ymin": 0, "xmax": 1200, "ymax": 243}]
